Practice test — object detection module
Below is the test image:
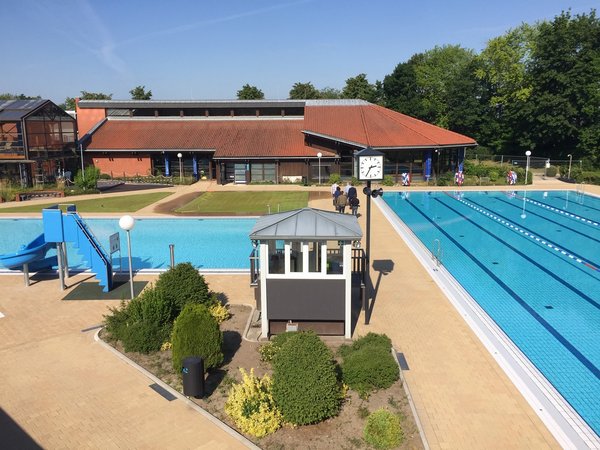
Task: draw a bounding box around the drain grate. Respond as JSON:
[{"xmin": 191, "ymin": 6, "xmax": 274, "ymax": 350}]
[
  {"xmin": 149, "ymin": 383, "xmax": 177, "ymax": 401},
  {"xmin": 396, "ymin": 352, "xmax": 410, "ymax": 371}
]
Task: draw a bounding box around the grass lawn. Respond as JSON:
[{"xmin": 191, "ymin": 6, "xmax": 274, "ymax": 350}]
[
  {"xmin": 176, "ymin": 191, "xmax": 309, "ymax": 214},
  {"xmin": 0, "ymin": 192, "xmax": 173, "ymax": 213}
]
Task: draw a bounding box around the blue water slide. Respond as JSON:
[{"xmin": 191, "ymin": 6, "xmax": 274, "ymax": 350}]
[
  {"xmin": 0, "ymin": 234, "xmax": 52, "ymax": 269},
  {"xmin": 43, "ymin": 206, "xmax": 113, "ymax": 292}
]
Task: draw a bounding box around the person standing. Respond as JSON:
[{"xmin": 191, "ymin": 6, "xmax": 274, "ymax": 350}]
[
  {"xmin": 349, "ymin": 195, "xmax": 360, "ymax": 216},
  {"xmin": 331, "ymin": 181, "xmax": 339, "ymax": 208},
  {"xmin": 335, "ymin": 190, "xmax": 348, "ymax": 213},
  {"xmin": 347, "ymin": 182, "xmax": 357, "ymax": 200}
]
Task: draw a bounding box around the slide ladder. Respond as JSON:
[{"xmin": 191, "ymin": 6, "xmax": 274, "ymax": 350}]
[{"xmin": 43, "ymin": 206, "xmax": 113, "ymax": 292}]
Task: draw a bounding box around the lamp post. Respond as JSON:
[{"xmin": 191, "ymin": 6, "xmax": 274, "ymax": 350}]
[
  {"xmin": 525, "ymin": 151, "xmax": 531, "ymax": 186},
  {"xmin": 177, "ymin": 153, "xmax": 183, "ymax": 183},
  {"xmin": 119, "ymin": 215, "xmax": 135, "ymax": 300},
  {"xmin": 567, "ymin": 154, "xmax": 573, "ymax": 179},
  {"xmin": 79, "ymin": 142, "xmax": 85, "ymax": 181},
  {"xmin": 317, "ymin": 152, "xmax": 322, "ymax": 184}
]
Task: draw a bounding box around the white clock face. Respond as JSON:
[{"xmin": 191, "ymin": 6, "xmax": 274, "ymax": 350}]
[{"xmin": 359, "ymin": 156, "xmax": 384, "ymax": 180}]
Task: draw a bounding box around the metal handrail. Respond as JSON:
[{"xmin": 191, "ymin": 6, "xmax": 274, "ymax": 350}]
[{"xmin": 431, "ymin": 239, "xmax": 443, "ymax": 268}]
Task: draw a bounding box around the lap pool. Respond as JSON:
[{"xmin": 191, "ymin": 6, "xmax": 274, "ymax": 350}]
[
  {"xmin": 381, "ymin": 190, "xmax": 600, "ymax": 443},
  {"xmin": 0, "ymin": 217, "xmax": 257, "ymax": 271}
]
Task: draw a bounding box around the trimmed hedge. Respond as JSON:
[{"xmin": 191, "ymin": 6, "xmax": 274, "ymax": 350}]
[
  {"xmin": 339, "ymin": 333, "xmax": 399, "ymax": 397},
  {"xmin": 171, "ymin": 303, "xmax": 223, "ymax": 373},
  {"xmin": 364, "ymin": 409, "xmax": 404, "ymax": 449},
  {"xmin": 155, "ymin": 262, "xmax": 212, "ymax": 316},
  {"xmin": 271, "ymin": 332, "xmax": 341, "ymax": 425}
]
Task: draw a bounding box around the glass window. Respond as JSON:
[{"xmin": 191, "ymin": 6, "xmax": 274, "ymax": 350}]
[
  {"xmin": 289, "ymin": 241, "xmax": 302, "ymax": 273},
  {"xmin": 251, "ymin": 163, "xmax": 276, "ymax": 182},
  {"xmin": 308, "ymin": 241, "xmax": 322, "ymax": 272},
  {"xmin": 268, "ymin": 240, "xmax": 285, "ymax": 274},
  {"xmin": 326, "ymin": 240, "xmax": 344, "ymax": 274}
]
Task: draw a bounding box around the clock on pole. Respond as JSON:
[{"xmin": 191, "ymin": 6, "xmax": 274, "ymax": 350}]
[{"xmin": 357, "ymin": 147, "xmax": 384, "ymax": 181}]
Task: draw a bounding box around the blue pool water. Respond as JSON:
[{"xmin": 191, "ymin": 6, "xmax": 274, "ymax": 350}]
[
  {"xmin": 383, "ymin": 190, "xmax": 600, "ymax": 436},
  {"xmin": 0, "ymin": 217, "xmax": 257, "ymax": 270}
]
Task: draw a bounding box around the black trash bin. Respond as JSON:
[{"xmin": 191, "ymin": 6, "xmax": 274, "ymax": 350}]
[
  {"xmin": 302, "ymin": 176, "xmax": 308, "ymax": 186},
  {"xmin": 182, "ymin": 356, "xmax": 204, "ymax": 398}
]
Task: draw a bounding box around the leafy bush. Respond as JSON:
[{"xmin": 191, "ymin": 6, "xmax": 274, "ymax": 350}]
[
  {"xmin": 272, "ymin": 332, "xmax": 341, "ymax": 425},
  {"xmin": 339, "ymin": 333, "xmax": 398, "ymax": 397},
  {"xmin": 364, "ymin": 409, "xmax": 404, "ymax": 449},
  {"xmin": 488, "ymin": 169, "xmax": 499, "ymax": 182},
  {"xmin": 103, "ymin": 288, "xmax": 174, "ymax": 353},
  {"xmin": 546, "ymin": 165, "xmax": 558, "ymax": 177},
  {"xmin": 382, "ymin": 175, "xmax": 395, "ymax": 186},
  {"xmin": 258, "ymin": 331, "xmax": 298, "ymax": 362},
  {"xmin": 350, "ymin": 176, "xmax": 362, "ymax": 186},
  {"xmin": 208, "ymin": 301, "xmax": 231, "ymax": 324},
  {"xmin": 171, "ymin": 303, "xmax": 223, "ymax": 373},
  {"xmin": 328, "ymin": 173, "xmax": 341, "ymax": 185},
  {"xmin": 74, "ymin": 166, "xmax": 100, "ymax": 190},
  {"xmin": 155, "ymin": 263, "xmax": 212, "ymax": 316},
  {"xmin": 225, "ymin": 368, "xmax": 282, "ymax": 437}
]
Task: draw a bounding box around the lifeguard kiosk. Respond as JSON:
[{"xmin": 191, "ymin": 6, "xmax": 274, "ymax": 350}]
[{"xmin": 249, "ymin": 207, "xmax": 364, "ymax": 339}]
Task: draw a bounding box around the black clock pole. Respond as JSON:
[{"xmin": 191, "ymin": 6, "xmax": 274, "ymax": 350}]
[{"xmin": 364, "ymin": 179, "xmax": 371, "ymax": 325}]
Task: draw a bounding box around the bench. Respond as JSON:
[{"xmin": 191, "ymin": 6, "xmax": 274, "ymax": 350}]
[
  {"xmin": 16, "ymin": 191, "xmax": 65, "ymax": 202},
  {"xmin": 479, "ymin": 176, "xmax": 491, "ymax": 186}
]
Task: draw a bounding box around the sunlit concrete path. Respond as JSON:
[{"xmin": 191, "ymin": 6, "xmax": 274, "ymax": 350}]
[{"xmin": 0, "ymin": 273, "xmax": 253, "ymax": 449}]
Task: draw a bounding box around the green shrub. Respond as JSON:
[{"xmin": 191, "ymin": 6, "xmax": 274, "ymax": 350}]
[
  {"xmin": 120, "ymin": 321, "xmax": 171, "ymax": 353},
  {"xmin": 328, "ymin": 173, "xmax": 341, "ymax": 185},
  {"xmin": 272, "ymin": 332, "xmax": 341, "ymax": 425},
  {"xmin": 171, "ymin": 303, "xmax": 223, "ymax": 373},
  {"xmin": 382, "ymin": 175, "xmax": 395, "ymax": 186},
  {"xmin": 364, "ymin": 409, "xmax": 404, "ymax": 449},
  {"xmin": 225, "ymin": 368, "xmax": 282, "ymax": 437},
  {"xmin": 155, "ymin": 262, "xmax": 212, "ymax": 316},
  {"xmin": 339, "ymin": 333, "xmax": 398, "ymax": 396},
  {"xmin": 546, "ymin": 165, "xmax": 558, "ymax": 177},
  {"xmin": 74, "ymin": 166, "xmax": 100, "ymax": 190},
  {"xmin": 258, "ymin": 331, "xmax": 298, "ymax": 362},
  {"xmin": 350, "ymin": 176, "xmax": 362, "ymax": 187},
  {"xmin": 103, "ymin": 287, "xmax": 174, "ymax": 353},
  {"xmin": 488, "ymin": 169, "xmax": 499, "ymax": 182}
]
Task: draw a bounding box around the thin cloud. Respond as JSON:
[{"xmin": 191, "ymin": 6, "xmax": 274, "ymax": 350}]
[{"xmin": 117, "ymin": 0, "xmax": 313, "ymax": 48}]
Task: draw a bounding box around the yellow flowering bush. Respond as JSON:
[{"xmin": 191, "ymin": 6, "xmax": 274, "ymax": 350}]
[
  {"xmin": 160, "ymin": 341, "xmax": 172, "ymax": 351},
  {"xmin": 225, "ymin": 368, "xmax": 282, "ymax": 438},
  {"xmin": 208, "ymin": 302, "xmax": 231, "ymax": 324}
]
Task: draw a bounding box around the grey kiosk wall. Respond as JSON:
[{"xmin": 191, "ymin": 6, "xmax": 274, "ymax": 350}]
[{"xmin": 249, "ymin": 208, "xmax": 363, "ymax": 339}]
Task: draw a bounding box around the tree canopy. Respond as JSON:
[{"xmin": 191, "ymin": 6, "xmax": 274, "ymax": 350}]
[
  {"xmin": 130, "ymin": 85, "xmax": 152, "ymax": 100},
  {"xmin": 289, "ymin": 82, "xmax": 320, "ymax": 99},
  {"xmin": 61, "ymin": 91, "xmax": 113, "ymax": 111},
  {"xmin": 0, "ymin": 93, "xmax": 41, "ymax": 100},
  {"xmin": 237, "ymin": 84, "xmax": 264, "ymax": 100},
  {"xmin": 341, "ymin": 73, "xmax": 379, "ymax": 103}
]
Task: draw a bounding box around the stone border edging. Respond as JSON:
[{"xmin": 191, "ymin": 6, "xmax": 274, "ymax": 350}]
[
  {"xmin": 93, "ymin": 328, "xmax": 260, "ymax": 450},
  {"xmin": 391, "ymin": 348, "xmax": 430, "ymax": 450}
]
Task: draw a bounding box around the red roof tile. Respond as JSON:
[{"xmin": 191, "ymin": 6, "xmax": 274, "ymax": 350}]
[
  {"xmin": 304, "ymin": 103, "xmax": 476, "ymax": 148},
  {"xmin": 86, "ymin": 119, "xmax": 335, "ymax": 158}
]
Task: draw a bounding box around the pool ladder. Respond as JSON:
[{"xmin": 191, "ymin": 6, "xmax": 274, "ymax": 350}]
[{"xmin": 431, "ymin": 239, "xmax": 443, "ymax": 270}]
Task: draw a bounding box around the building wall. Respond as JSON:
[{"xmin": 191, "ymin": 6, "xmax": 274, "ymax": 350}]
[
  {"xmin": 88, "ymin": 153, "xmax": 152, "ymax": 177},
  {"xmin": 76, "ymin": 102, "xmax": 106, "ymax": 135}
]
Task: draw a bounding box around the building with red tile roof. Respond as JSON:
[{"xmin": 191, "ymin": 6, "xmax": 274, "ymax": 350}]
[{"xmin": 76, "ymin": 99, "xmax": 476, "ymax": 184}]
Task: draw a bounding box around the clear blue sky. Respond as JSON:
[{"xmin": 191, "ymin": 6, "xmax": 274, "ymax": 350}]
[{"xmin": 4, "ymin": 0, "xmax": 596, "ymax": 104}]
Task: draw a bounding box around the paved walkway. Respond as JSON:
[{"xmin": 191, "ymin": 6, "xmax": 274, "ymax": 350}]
[
  {"xmin": 0, "ymin": 273, "xmax": 254, "ymax": 449},
  {"xmin": 1, "ymin": 176, "xmax": 597, "ymax": 448}
]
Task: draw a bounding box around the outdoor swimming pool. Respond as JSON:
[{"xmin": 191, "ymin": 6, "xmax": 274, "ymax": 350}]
[
  {"xmin": 0, "ymin": 217, "xmax": 257, "ymax": 271},
  {"xmin": 382, "ymin": 190, "xmax": 600, "ymax": 439}
]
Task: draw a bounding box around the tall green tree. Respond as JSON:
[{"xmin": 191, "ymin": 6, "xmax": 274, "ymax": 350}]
[
  {"xmin": 0, "ymin": 93, "xmax": 41, "ymax": 100},
  {"xmin": 341, "ymin": 73, "xmax": 378, "ymax": 102},
  {"xmin": 289, "ymin": 82, "xmax": 320, "ymax": 99},
  {"xmin": 318, "ymin": 86, "xmax": 342, "ymax": 99},
  {"xmin": 129, "ymin": 85, "xmax": 152, "ymax": 100},
  {"xmin": 237, "ymin": 84, "xmax": 264, "ymax": 100},
  {"xmin": 524, "ymin": 10, "xmax": 600, "ymax": 163},
  {"xmin": 384, "ymin": 46, "xmax": 477, "ymax": 129},
  {"xmin": 61, "ymin": 91, "xmax": 113, "ymax": 111}
]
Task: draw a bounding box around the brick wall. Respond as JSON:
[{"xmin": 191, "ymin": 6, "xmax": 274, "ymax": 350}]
[
  {"xmin": 89, "ymin": 153, "xmax": 152, "ymax": 177},
  {"xmin": 76, "ymin": 100, "xmax": 107, "ymax": 135}
]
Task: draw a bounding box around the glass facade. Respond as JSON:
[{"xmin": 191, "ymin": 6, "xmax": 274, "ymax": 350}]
[
  {"xmin": 0, "ymin": 122, "xmax": 24, "ymax": 156},
  {"xmin": 24, "ymin": 102, "xmax": 76, "ymax": 160}
]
